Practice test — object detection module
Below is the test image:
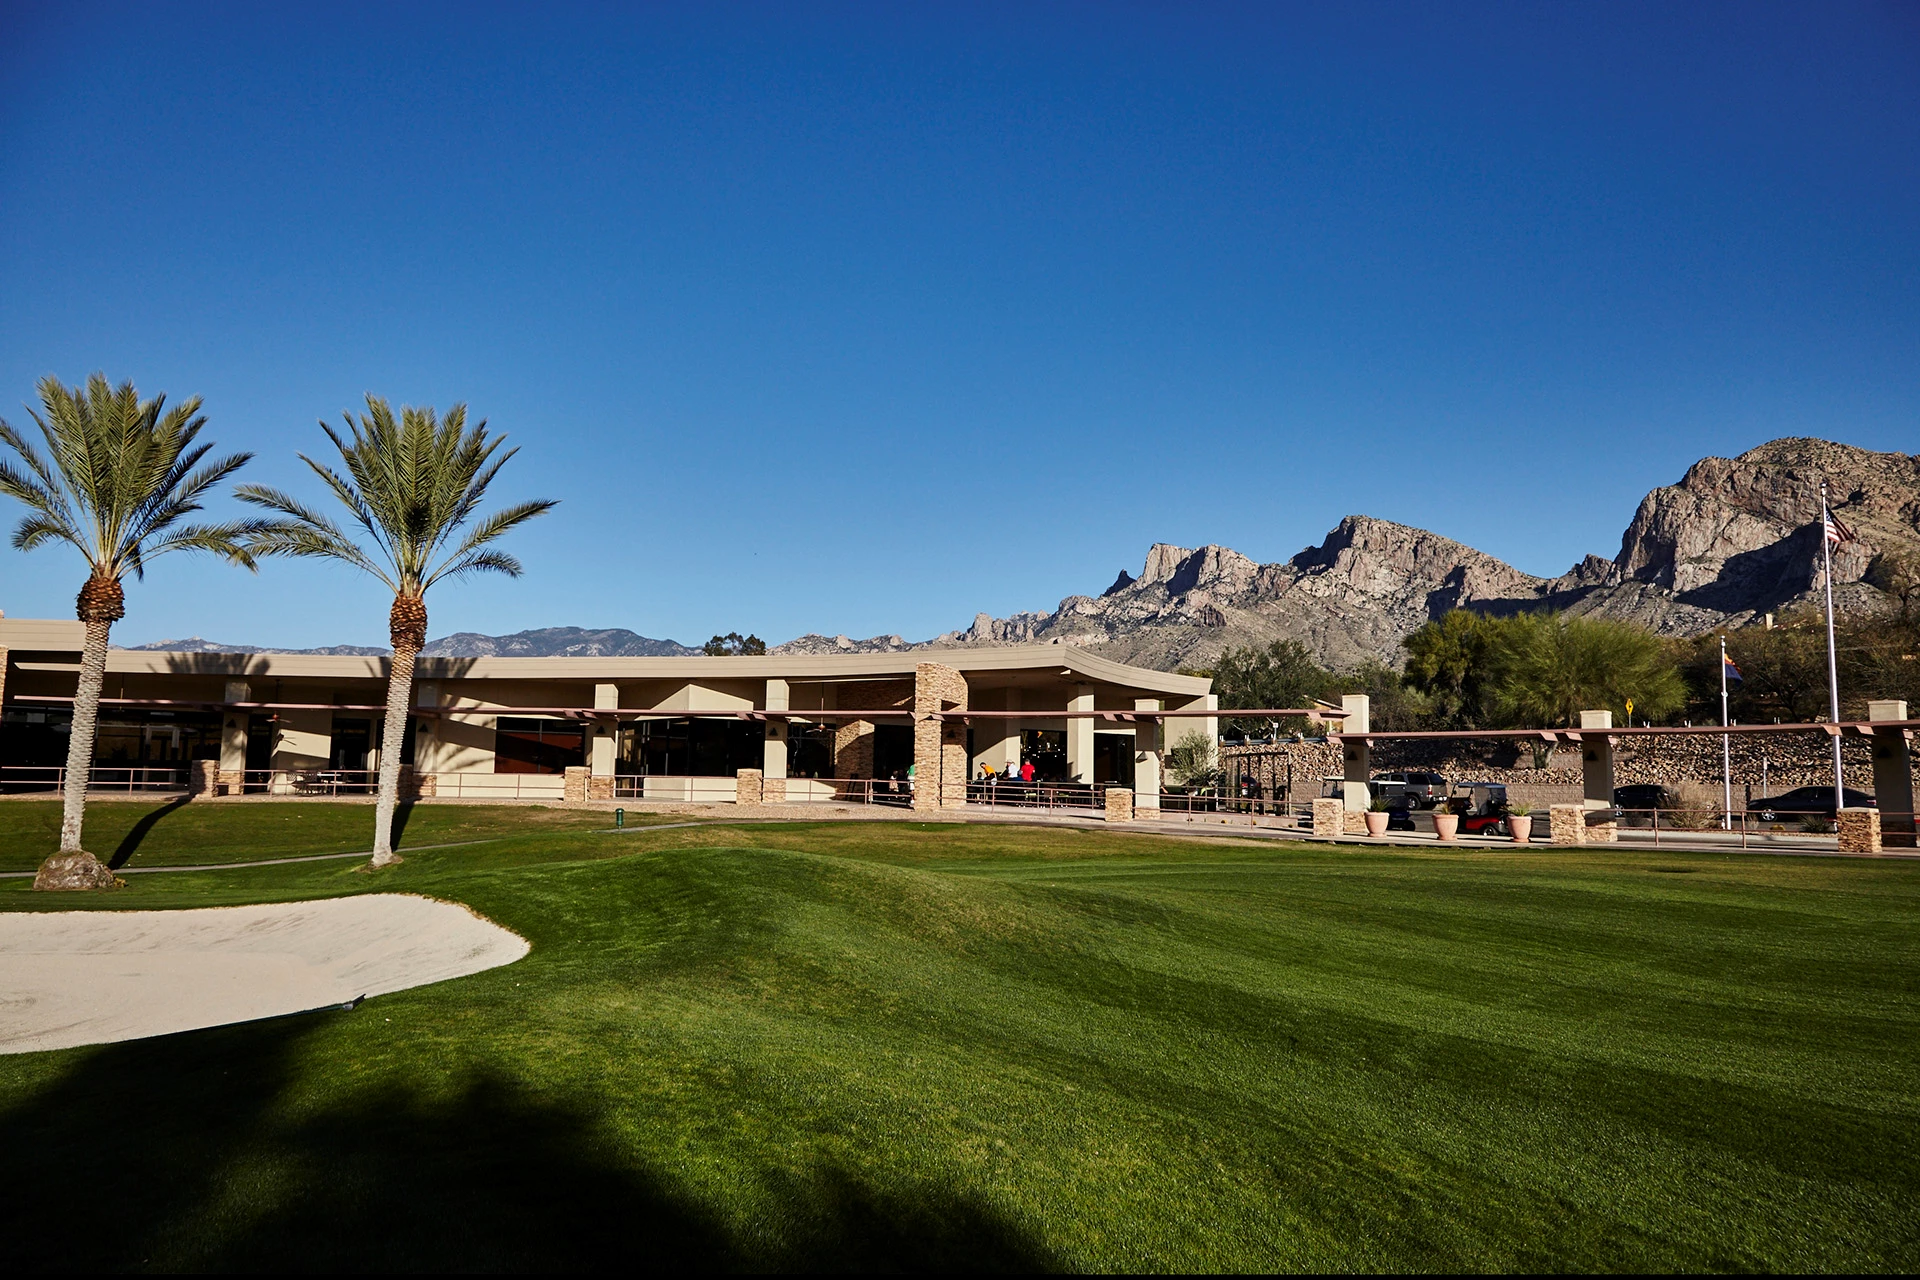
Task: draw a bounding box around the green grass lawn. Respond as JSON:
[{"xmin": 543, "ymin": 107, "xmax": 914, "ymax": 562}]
[
  {"xmin": 1, "ymin": 803, "xmax": 1916, "ymax": 1271},
  {"xmin": 0, "ymin": 796, "xmax": 681, "ymax": 872}
]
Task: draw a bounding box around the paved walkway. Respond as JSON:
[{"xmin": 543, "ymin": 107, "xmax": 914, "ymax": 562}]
[{"xmin": 0, "ymin": 893, "xmax": 528, "ymax": 1054}]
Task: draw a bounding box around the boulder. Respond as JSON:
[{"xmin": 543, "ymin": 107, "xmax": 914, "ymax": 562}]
[{"xmin": 33, "ymin": 852, "xmax": 120, "ymax": 891}]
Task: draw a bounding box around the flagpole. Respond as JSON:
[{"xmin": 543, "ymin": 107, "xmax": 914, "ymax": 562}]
[
  {"xmin": 1720, "ymin": 634, "xmax": 1732, "ymax": 830},
  {"xmin": 1820, "ymin": 480, "xmax": 1844, "ymax": 812}
]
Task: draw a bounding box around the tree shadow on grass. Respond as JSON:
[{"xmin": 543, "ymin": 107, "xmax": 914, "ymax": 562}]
[
  {"xmin": 390, "ymin": 798, "xmax": 417, "ymax": 850},
  {"xmin": 108, "ymin": 794, "xmax": 194, "ymax": 870},
  {"xmin": 0, "ymin": 1012, "xmax": 1058, "ymax": 1272}
]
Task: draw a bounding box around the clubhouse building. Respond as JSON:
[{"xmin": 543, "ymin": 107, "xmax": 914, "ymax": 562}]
[{"xmin": 0, "ymin": 616, "xmax": 1216, "ymax": 810}]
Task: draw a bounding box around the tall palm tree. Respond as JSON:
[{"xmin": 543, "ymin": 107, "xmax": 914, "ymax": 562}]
[
  {"xmin": 0, "ymin": 374, "xmax": 259, "ymax": 889},
  {"xmin": 239, "ymin": 397, "xmax": 555, "ymax": 867}
]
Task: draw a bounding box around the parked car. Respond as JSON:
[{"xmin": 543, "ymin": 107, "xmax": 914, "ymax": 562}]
[
  {"xmin": 1372, "ymin": 770, "xmax": 1449, "ymax": 809},
  {"xmin": 1612, "ymin": 784, "xmax": 1678, "ymax": 827},
  {"xmin": 1749, "ymin": 786, "xmax": 1877, "ymax": 821}
]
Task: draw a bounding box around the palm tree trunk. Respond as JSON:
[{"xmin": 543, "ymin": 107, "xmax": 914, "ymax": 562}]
[
  {"xmin": 370, "ymin": 643, "xmax": 418, "ymax": 867},
  {"xmin": 57, "ymin": 615, "xmax": 112, "ymax": 853}
]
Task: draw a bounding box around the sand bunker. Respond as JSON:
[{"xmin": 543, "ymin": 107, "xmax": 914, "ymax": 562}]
[{"xmin": 0, "ymin": 894, "xmax": 529, "ymax": 1055}]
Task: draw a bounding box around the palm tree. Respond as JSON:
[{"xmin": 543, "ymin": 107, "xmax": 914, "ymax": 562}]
[
  {"xmin": 239, "ymin": 397, "xmax": 555, "ymax": 867},
  {"xmin": 0, "ymin": 374, "xmax": 259, "ymax": 889}
]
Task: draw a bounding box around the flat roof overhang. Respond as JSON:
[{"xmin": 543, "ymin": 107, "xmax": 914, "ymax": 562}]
[{"xmin": 0, "ymin": 625, "xmax": 1211, "ymax": 699}]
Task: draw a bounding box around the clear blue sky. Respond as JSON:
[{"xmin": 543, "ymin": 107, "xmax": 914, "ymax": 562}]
[{"xmin": 2, "ymin": 1, "xmax": 1915, "ymax": 649}]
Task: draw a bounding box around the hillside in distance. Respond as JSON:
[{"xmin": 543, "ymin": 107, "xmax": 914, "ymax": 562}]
[
  {"xmin": 116, "ymin": 439, "xmax": 1918, "ymax": 673},
  {"xmin": 119, "ymin": 626, "xmax": 699, "ymax": 659}
]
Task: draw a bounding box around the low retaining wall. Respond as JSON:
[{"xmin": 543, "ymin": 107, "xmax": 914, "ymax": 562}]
[{"xmin": 1225, "ymin": 730, "xmax": 1911, "ymax": 802}]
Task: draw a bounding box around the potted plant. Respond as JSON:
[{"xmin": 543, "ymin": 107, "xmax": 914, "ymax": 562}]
[
  {"xmin": 1432, "ymin": 798, "xmax": 1460, "ymax": 842},
  {"xmin": 1508, "ymin": 803, "xmax": 1533, "ymax": 843},
  {"xmin": 1365, "ymin": 796, "xmax": 1392, "ymax": 837}
]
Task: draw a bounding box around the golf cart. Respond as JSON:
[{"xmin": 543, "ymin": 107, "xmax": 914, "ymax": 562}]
[{"xmin": 1445, "ymin": 782, "xmax": 1512, "ymax": 837}]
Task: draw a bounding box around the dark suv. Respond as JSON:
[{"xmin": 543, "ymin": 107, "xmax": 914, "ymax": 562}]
[
  {"xmin": 1371, "ymin": 771, "xmax": 1448, "ymax": 810},
  {"xmin": 1749, "ymin": 786, "xmax": 1877, "ymax": 821}
]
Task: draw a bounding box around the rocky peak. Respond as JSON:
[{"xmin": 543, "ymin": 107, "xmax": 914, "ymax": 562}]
[
  {"xmin": 1140, "ymin": 543, "xmax": 1193, "ymax": 584},
  {"xmin": 1615, "ymin": 437, "xmax": 1919, "ymax": 612}
]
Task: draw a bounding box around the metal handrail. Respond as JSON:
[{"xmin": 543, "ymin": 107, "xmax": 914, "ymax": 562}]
[
  {"xmin": 966, "ymin": 780, "xmax": 1108, "ymax": 813},
  {"xmin": 0, "ymin": 765, "xmax": 188, "ymax": 793}
]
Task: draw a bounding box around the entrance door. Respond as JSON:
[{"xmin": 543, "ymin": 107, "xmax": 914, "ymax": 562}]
[
  {"xmin": 245, "ymin": 714, "xmax": 275, "ymax": 792},
  {"xmin": 1093, "ymin": 733, "xmax": 1135, "ymax": 787},
  {"xmin": 332, "ymin": 718, "xmax": 372, "ymax": 771},
  {"xmin": 873, "ymin": 724, "xmax": 913, "ymax": 780}
]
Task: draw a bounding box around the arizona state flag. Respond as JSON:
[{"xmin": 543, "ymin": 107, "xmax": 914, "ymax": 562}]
[{"xmin": 1723, "ymin": 654, "xmax": 1743, "ymax": 684}]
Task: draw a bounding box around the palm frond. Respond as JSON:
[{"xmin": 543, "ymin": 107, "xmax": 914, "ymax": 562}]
[
  {"xmin": 0, "ymin": 375, "xmax": 254, "ymax": 591},
  {"xmin": 0, "ymin": 419, "xmax": 69, "ymax": 510},
  {"xmin": 432, "ymin": 548, "xmax": 523, "ymax": 583},
  {"xmin": 257, "ymin": 395, "xmax": 553, "ymax": 603},
  {"xmin": 424, "ymin": 498, "xmax": 557, "ymax": 588},
  {"xmin": 10, "ymin": 511, "xmax": 89, "ymax": 555},
  {"xmin": 140, "ymin": 520, "xmax": 270, "ymax": 570}
]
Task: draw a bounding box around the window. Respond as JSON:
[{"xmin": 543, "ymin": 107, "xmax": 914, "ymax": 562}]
[
  {"xmin": 495, "ymin": 718, "xmax": 586, "ymax": 774},
  {"xmin": 616, "ymin": 718, "xmax": 764, "ymax": 777}
]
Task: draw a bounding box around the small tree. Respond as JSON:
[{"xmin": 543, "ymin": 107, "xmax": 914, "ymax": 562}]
[
  {"xmin": 240, "ymin": 398, "xmax": 555, "ymax": 867},
  {"xmin": 0, "ymin": 374, "xmax": 258, "ymax": 888},
  {"xmin": 1213, "ymin": 639, "xmax": 1333, "ymax": 738},
  {"xmin": 1485, "ymin": 611, "xmax": 1685, "ymax": 727},
  {"xmin": 1403, "ymin": 610, "xmax": 1496, "ymax": 726},
  {"xmin": 1164, "ymin": 729, "xmax": 1219, "ymax": 790},
  {"xmin": 702, "ymin": 632, "xmax": 766, "ymax": 656}
]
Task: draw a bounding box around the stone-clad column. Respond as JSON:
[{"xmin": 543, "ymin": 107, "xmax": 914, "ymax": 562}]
[
  {"xmin": 913, "ymin": 662, "xmax": 968, "ymax": 811},
  {"xmin": 1869, "ymin": 699, "xmax": 1914, "ymax": 850},
  {"xmin": 834, "ymin": 720, "xmax": 874, "ymax": 778}
]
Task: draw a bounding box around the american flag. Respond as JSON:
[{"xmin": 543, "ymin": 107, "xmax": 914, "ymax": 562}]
[{"xmin": 1825, "ymin": 512, "xmax": 1856, "ymax": 546}]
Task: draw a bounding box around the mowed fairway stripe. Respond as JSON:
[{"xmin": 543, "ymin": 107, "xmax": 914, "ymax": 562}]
[{"xmin": 0, "ymin": 816, "xmax": 1913, "ymax": 1271}]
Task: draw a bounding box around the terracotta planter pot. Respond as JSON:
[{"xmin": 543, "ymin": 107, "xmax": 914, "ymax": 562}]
[
  {"xmin": 1364, "ymin": 811, "xmax": 1389, "ymax": 837},
  {"xmin": 1432, "ymin": 813, "xmax": 1459, "ymax": 842},
  {"xmin": 1509, "ymin": 815, "xmax": 1533, "ymax": 843}
]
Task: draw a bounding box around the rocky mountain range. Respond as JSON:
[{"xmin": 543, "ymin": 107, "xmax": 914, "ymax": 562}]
[
  {"xmin": 776, "ymin": 438, "xmax": 1920, "ymax": 671},
  {"xmin": 118, "ymin": 438, "xmax": 1918, "ymax": 673}
]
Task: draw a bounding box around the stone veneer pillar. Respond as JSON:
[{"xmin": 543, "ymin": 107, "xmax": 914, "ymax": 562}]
[
  {"xmin": 190, "ymin": 759, "xmax": 218, "ymax": 798},
  {"xmin": 1104, "ymin": 787, "xmax": 1133, "ymax": 822},
  {"xmin": 1311, "ymin": 797, "xmax": 1341, "ymax": 837},
  {"xmin": 1549, "ymin": 805, "xmax": 1584, "ymax": 845},
  {"xmin": 912, "ymin": 662, "xmax": 968, "ymax": 811},
  {"xmin": 1837, "ymin": 808, "xmax": 1882, "ymax": 854},
  {"xmin": 563, "ymin": 765, "xmax": 589, "ymax": 803},
  {"xmin": 736, "ymin": 768, "xmax": 763, "ymax": 805},
  {"xmin": 833, "ymin": 720, "xmax": 875, "ymax": 780},
  {"xmin": 1868, "ymin": 699, "xmax": 1914, "ymax": 850}
]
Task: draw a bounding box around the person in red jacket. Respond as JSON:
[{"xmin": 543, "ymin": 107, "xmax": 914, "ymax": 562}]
[{"xmin": 1019, "ymin": 758, "xmax": 1035, "ymax": 783}]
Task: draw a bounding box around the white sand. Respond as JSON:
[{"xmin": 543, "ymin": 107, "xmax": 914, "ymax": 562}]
[{"xmin": 0, "ymin": 893, "xmax": 529, "ymax": 1055}]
